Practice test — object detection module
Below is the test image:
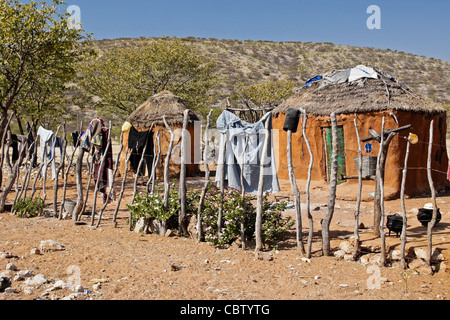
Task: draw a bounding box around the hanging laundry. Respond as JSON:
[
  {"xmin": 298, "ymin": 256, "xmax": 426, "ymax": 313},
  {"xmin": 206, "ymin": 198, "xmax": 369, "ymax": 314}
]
[
  {"xmin": 80, "ymin": 118, "xmax": 115, "ymax": 204},
  {"xmin": 37, "ymin": 126, "xmax": 55, "ymax": 179},
  {"xmin": 128, "ymin": 126, "xmax": 153, "ymax": 176},
  {"xmin": 215, "ymin": 111, "xmax": 280, "ymax": 195}
]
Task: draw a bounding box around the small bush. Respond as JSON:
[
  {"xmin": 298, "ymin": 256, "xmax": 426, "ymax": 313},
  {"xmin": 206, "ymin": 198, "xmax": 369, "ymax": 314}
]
[{"xmin": 13, "ymin": 197, "xmax": 45, "ymax": 218}]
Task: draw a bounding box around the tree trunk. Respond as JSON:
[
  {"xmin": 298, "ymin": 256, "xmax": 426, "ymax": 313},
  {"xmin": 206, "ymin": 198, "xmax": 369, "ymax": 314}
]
[
  {"xmin": 322, "ymin": 112, "xmax": 338, "ymax": 256},
  {"xmin": 255, "ymin": 113, "xmax": 271, "ymax": 253},
  {"xmin": 0, "ymin": 113, "xmax": 14, "ymax": 190}
]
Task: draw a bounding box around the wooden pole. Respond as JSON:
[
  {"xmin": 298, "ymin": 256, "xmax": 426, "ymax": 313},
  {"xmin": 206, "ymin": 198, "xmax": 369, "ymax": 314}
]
[
  {"xmin": 149, "ymin": 131, "xmax": 161, "ymax": 195},
  {"xmin": 377, "ymin": 117, "xmax": 387, "ymax": 266},
  {"xmin": 400, "ymin": 135, "xmax": 411, "ymax": 269},
  {"xmin": 96, "ymin": 131, "xmax": 123, "ymax": 228},
  {"xmin": 240, "ymin": 133, "xmax": 249, "ymax": 250},
  {"xmin": 112, "ymin": 148, "xmax": 131, "ymax": 227},
  {"xmin": 179, "ymin": 110, "xmax": 190, "ymax": 236},
  {"xmin": 162, "ymin": 115, "xmax": 175, "ymax": 236},
  {"xmin": 0, "ymin": 113, "xmax": 14, "ymax": 190},
  {"xmin": 287, "ymin": 128, "xmax": 305, "ymax": 254},
  {"xmin": 322, "ymin": 112, "xmax": 338, "ymax": 256},
  {"xmin": 353, "ymin": 119, "xmax": 363, "ymax": 260},
  {"xmin": 73, "ymin": 122, "xmax": 86, "ymax": 221},
  {"xmin": 255, "ymin": 113, "xmax": 271, "ymax": 253},
  {"xmin": 59, "ymin": 129, "xmax": 81, "ymax": 220},
  {"xmin": 12, "ymin": 140, "xmax": 35, "ymax": 211},
  {"xmin": 91, "ymin": 121, "xmax": 112, "ymax": 226},
  {"xmin": 217, "ymin": 131, "xmax": 227, "ymax": 235},
  {"xmin": 80, "ymin": 153, "xmax": 94, "ymax": 220},
  {"xmin": 301, "ymin": 110, "xmax": 314, "ymax": 259},
  {"xmin": 53, "ymin": 123, "xmax": 66, "ymax": 218},
  {"xmin": 197, "ymin": 110, "xmax": 213, "ymax": 242},
  {"xmin": 130, "ymin": 128, "xmax": 150, "ymax": 231},
  {"xmin": 42, "ymin": 125, "xmax": 62, "ymax": 203},
  {"xmin": 426, "ymin": 120, "xmax": 438, "ymax": 266}
]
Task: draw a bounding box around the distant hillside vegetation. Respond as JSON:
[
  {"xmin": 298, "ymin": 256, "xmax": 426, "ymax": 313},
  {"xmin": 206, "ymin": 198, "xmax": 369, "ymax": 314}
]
[{"xmin": 89, "ymin": 37, "xmax": 450, "ymax": 110}]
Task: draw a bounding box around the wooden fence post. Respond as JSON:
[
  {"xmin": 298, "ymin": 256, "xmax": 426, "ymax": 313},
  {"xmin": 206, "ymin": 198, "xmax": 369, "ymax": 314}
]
[
  {"xmin": 162, "ymin": 115, "xmax": 175, "ymax": 236},
  {"xmin": 197, "ymin": 110, "xmax": 213, "ymax": 242},
  {"xmin": 255, "ymin": 113, "xmax": 271, "ymax": 253},
  {"xmin": 53, "ymin": 123, "xmax": 66, "ymax": 218},
  {"xmin": 377, "ymin": 117, "xmax": 387, "ymax": 266},
  {"xmin": 400, "ymin": 134, "xmax": 411, "ymax": 269},
  {"xmin": 353, "ymin": 118, "xmax": 363, "ymax": 260},
  {"xmin": 322, "ymin": 112, "xmax": 338, "ymax": 256},
  {"xmin": 287, "ymin": 126, "xmax": 305, "ymax": 254},
  {"xmin": 179, "ymin": 110, "xmax": 190, "ymax": 236},
  {"xmin": 426, "ymin": 120, "xmax": 439, "ymax": 266}
]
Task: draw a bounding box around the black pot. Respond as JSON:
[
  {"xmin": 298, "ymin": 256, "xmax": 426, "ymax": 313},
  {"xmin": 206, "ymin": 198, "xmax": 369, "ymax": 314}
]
[
  {"xmin": 283, "ymin": 109, "xmax": 301, "ymax": 133},
  {"xmin": 386, "ymin": 214, "xmax": 404, "ymax": 237},
  {"xmin": 417, "ymin": 208, "xmax": 441, "ymax": 227}
]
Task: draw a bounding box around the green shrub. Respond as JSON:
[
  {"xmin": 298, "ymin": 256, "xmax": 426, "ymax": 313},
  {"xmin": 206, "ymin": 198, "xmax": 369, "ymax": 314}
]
[{"xmin": 13, "ymin": 197, "xmax": 45, "ymax": 218}]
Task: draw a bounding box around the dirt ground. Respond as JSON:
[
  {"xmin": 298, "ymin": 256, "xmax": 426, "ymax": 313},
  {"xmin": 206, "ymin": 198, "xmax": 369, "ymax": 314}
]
[{"xmin": 0, "ymin": 161, "xmax": 449, "ymax": 303}]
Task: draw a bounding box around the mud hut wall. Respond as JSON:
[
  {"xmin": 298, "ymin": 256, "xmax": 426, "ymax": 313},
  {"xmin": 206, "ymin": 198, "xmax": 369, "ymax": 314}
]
[
  {"xmin": 273, "ymin": 110, "xmax": 448, "ymax": 197},
  {"xmin": 119, "ymin": 123, "xmax": 199, "ymax": 179}
]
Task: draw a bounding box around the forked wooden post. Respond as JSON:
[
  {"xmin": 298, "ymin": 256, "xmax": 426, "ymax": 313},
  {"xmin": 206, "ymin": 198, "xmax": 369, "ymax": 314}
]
[
  {"xmin": 217, "ymin": 130, "xmax": 227, "ymax": 234},
  {"xmin": 240, "ymin": 133, "xmax": 249, "ymax": 250},
  {"xmin": 112, "ymin": 148, "xmax": 132, "ymax": 227}
]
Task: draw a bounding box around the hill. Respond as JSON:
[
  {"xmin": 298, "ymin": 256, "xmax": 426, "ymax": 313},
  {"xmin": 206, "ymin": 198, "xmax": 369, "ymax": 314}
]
[{"xmin": 88, "ymin": 36, "xmax": 450, "ymax": 109}]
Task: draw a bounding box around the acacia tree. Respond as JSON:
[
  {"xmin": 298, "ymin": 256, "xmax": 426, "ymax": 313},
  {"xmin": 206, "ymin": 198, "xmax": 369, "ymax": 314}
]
[
  {"xmin": 77, "ymin": 38, "xmax": 220, "ymax": 120},
  {"xmin": 0, "ymin": 0, "xmax": 90, "ymax": 148},
  {"xmin": 235, "ymin": 79, "xmax": 295, "ymax": 108}
]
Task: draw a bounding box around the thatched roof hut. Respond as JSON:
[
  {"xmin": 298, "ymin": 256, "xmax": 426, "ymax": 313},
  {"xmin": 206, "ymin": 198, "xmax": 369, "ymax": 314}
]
[
  {"xmin": 272, "ymin": 66, "xmax": 448, "ymax": 199},
  {"xmin": 127, "ymin": 90, "xmax": 199, "ymax": 126},
  {"xmin": 274, "ymin": 68, "xmax": 444, "ymax": 116},
  {"xmin": 120, "ymin": 91, "xmax": 200, "ymax": 178}
]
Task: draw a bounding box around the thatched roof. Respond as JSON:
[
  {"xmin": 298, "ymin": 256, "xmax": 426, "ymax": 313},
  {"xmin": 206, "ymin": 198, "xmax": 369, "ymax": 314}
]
[
  {"xmin": 274, "ymin": 66, "xmax": 445, "ymax": 116},
  {"xmin": 127, "ymin": 91, "xmax": 199, "ymax": 127}
]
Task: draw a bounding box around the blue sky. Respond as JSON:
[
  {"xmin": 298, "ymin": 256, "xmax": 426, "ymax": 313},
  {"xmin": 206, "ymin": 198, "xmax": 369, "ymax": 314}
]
[{"xmin": 63, "ymin": 0, "xmax": 449, "ymax": 61}]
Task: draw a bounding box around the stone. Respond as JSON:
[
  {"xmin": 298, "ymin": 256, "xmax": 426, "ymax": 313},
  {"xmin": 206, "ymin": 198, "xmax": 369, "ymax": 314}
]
[
  {"xmin": 25, "ymin": 274, "xmax": 48, "ymax": 287},
  {"xmin": 30, "ymin": 248, "xmax": 41, "ymax": 255},
  {"xmin": 40, "ymin": 240, "xmax": 65, "ymax": 252},
  {"xmin": 134, "ymin": 217, "xmax": 147, "ymax": 233},
  {"xmin": 414, "ymin": 248, "xmax": 443, "ymax": 262},
  {"xmin": 334, "ymin": 250, "xmax": 346, "ymax": 260},
  {"xmin": 5, "ymin": 263, "xmax": 17, "ymax": 271},
  {"xmin": 74, "ymin": 285, "xmax": 84, "ymax": 293},
  {"xmin": 408, "ymin": 259, "xmax": 433, "ymax": 275},
  {"xmin": 0, "ymin": 252, "xmax": 13, "ymax": 259},
  {"xmin": 4, "ymin": 287, "xmax": 17, "ymax": 294},
  {"xmin": 14, "ymin": 270, "xmax": 34, "ymax": 281},
  {"xmin": 360, "ymin": 244, "xmax": 381, "ymax": 253},
  {"xmin": 165, "ymin": 229, "xmax": 175, "ymax": 237},
  {"xmin": 339, "ymin": 240, "xmax": 354, "ymax": 254},
  {"xmin": 255, "ymin": 251, "xmax": 273, "ymax": 261}
]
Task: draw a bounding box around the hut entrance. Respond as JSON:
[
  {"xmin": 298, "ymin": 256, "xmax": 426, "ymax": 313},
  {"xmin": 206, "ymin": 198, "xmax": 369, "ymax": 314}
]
[
  {"xmin": 129, "ymin": 130, "xmax": 154, "ymax": 177},
  {"xmin": 323, "ymin": 125, "xmax": 347, "ymax": 185}
]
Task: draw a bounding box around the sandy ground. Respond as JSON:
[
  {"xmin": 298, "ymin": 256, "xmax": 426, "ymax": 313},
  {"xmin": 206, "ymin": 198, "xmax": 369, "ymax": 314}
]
[{"xmin": 0, "ymin": 158, "xmax": 449, "ymax": 303}]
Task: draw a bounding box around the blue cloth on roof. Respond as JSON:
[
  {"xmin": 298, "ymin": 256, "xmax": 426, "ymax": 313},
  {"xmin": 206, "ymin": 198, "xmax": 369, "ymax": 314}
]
[
  {"xmin": 215, "ymin": 110, "xmax": 280, "ymax": 195},
  {"xmin": 305, "ymin": 75, "xmax": 322, "ymax": 88}
]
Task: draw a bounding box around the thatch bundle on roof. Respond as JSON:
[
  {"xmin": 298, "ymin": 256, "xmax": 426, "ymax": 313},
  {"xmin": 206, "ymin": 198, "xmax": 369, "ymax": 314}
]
[
  {"xmin": 274, "ymin": 67, "xmax": 444, "ymax": 116},
  {"xmin": 127, "ymin": 90, "xmax": 199, "ymax": 127}
]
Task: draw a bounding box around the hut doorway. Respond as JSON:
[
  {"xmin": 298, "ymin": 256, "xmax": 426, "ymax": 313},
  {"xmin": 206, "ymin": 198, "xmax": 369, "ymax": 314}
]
[
  {"xmin": 322, "ymin": 125, "xmax": 347, "ymax": 185},
  {"xmin": 129, "ymin": 130, "xmax": 154, "ymax": 177}
]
